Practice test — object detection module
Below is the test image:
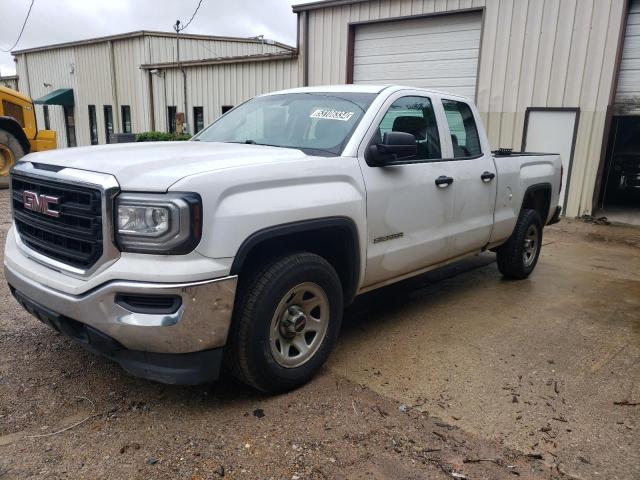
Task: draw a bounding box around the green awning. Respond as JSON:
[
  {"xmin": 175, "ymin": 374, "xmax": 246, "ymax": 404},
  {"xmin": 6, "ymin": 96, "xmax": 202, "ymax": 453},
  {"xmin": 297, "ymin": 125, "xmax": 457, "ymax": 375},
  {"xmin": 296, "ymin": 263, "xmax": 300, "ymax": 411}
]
[{"xmin": 34, "ymin": 88, "xmax": 74, "ymax": 107}]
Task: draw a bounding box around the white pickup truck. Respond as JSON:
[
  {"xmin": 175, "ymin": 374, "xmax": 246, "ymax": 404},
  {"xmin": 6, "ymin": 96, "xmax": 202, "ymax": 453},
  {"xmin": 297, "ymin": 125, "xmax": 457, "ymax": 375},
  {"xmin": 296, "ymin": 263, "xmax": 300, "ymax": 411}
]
[{"xmin": 4, "ymin": 86, "xmax": 562, "ymax": 392}]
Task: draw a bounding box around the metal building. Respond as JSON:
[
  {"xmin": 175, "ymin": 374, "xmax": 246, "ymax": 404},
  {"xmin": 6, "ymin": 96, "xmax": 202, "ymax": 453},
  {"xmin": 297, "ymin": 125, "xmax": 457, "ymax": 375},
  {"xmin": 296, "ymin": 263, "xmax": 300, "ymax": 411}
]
[
  {"xmin": 0, "ymin": 75, "xmax": 19, "ymax": 91},
  {"xmin": 12, "ymin": 31, "xmax": 297, "ymax": 148},
  {"xmin": 293, "ymin": 0, "xmax": 638, "ymax": 218},
  {"xmin": 8, "ymin": 0, "xmax": 640, "ymax": 219}
]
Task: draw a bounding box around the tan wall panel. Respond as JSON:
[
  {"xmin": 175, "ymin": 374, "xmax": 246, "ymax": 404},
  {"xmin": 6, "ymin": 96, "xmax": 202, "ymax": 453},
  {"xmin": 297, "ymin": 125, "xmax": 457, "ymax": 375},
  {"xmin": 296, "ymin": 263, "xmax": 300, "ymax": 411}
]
[{"xmin": 301, "ymin": 0, "xmax": 626, "ymax": 216}]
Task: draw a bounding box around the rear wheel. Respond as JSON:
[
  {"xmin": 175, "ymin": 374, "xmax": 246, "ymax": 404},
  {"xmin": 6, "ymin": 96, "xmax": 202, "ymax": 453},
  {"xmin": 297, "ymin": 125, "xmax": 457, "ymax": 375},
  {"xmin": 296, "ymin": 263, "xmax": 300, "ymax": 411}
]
[
  {"xmin": 225, "ymin": 252, "xmax": 343, "ymax": 393},
  {"xmin": 0, "ymin": 129, "xmax": 26, "ymax": 189},
  {"xmin": 496, "ymin": 209, "xmax": 543, "ymax": 279}
]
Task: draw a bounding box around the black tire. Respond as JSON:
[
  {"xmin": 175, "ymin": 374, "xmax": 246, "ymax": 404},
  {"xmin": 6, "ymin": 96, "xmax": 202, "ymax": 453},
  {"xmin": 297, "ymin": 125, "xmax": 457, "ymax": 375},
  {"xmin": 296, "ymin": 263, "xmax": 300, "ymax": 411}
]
[
  {"xmin": 0, "ymin": 128, "xmax": 26, "ymax": 189},
  {"xmin": 496, "ymin": 209, "xmax": 543, "ymax": 279},
  {"xmin": 225, "ymin": 252, "xmax": 343, "ymax": 393}
]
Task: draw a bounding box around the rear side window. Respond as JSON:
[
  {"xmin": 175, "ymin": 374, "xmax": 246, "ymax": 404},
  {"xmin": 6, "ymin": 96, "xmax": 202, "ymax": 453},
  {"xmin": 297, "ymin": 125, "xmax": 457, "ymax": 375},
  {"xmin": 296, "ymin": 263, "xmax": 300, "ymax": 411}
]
[
  {"xmin": 377, "ymin": 96, "xmax": 441, "ymax": 160},
  {"xmin": 442, "ymin": 99, "xmax": 482, "ymax": 158}
]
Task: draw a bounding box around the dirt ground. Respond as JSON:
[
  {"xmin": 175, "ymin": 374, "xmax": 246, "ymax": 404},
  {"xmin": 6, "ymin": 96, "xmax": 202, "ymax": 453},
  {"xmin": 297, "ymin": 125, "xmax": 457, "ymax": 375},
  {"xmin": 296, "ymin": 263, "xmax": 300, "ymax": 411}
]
[{"xmin": 0, "ymin": 187, "xmax": 638, "ymax": 480}]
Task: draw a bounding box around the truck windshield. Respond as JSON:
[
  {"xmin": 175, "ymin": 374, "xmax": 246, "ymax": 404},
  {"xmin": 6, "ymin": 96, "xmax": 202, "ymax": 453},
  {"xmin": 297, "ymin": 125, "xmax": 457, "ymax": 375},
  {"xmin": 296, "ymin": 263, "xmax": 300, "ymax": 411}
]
[{"xmin": 193, "ymin": 92, "xmax": 377, "ymax": 156}]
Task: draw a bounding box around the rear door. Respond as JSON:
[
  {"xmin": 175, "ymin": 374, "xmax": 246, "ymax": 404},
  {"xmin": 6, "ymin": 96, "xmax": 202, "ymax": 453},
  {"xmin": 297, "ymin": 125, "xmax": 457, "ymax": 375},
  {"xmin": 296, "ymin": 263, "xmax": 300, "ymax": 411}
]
[
  {"xmin": 357, "ymin": 91, "xmax": 456, "ymax": 288},
  {"xmin": 439, "ymin": 97, "xmax": 497, "ymax": 256}
]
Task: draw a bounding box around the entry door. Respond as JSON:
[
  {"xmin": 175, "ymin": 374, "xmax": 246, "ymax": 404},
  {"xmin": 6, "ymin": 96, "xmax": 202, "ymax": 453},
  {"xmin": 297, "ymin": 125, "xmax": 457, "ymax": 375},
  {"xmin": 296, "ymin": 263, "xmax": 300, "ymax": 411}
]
[
  {"xmin": 358, "ymin": 93, "xmax": 456, "ymax": 288},
  {"xmin": 523, "ymin": 109, "xmax": 578, "ymax": 207}
]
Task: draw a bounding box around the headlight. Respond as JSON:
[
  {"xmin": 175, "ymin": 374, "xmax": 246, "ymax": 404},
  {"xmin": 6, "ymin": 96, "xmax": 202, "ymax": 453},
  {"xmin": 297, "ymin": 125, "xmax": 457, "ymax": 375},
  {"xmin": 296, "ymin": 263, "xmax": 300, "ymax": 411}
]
[{"xmin": 115, "ymin": 193, "xmax": 202, "ymax": 254}]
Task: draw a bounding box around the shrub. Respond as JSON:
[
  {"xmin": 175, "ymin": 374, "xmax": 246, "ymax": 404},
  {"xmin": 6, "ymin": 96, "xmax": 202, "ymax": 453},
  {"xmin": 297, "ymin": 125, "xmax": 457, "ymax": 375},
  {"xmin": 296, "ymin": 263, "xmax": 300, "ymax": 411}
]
[{"xmin": 135, "ymin": 131, "xmax": 192, "ymax": 142}]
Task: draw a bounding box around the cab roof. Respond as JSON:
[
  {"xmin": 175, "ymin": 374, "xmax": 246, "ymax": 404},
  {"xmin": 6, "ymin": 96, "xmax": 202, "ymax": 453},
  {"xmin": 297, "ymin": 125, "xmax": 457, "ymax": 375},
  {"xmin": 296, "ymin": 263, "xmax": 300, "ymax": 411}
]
[{"xmin": 263, "ymin": 84, "xmax": 472, "ymax": 102}]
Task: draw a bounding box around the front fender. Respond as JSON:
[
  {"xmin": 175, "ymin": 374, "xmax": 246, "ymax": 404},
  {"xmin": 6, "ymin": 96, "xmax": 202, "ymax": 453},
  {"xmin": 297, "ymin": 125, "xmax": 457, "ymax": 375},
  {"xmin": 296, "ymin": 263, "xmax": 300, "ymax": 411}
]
[{"xmin": 168, "ymin": 155, "xmax": 368, "ymax": 273}]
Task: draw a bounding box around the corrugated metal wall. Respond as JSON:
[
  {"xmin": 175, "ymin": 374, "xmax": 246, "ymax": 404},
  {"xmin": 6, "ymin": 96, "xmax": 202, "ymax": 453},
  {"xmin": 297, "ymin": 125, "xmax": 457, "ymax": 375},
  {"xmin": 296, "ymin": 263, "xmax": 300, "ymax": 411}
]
[
  {"xmin": 154, "ymin": 59, "xmax": 299, "ymax": 132},
  {"xmin": 145, "ymin": 36, "xmax": 289, "ymax": 64},
  {"xmin": 16, "ymin": 48, "xmax": 77, "ymax": 148},
  {"xmin": 0, "ymin": 77, "xmax": 19, "ymax": 90},
  {"xmin": 15, "ymin": 33, "xmax": 298, "ymax": 149},
  {"xmin": 299, "ymin": 0, "xmax": 627, "ymax": 217},
  {"xmin": 615, "ymin": 0, "xmax": 640, "ymax": 114},
  {"xmin": 74, "ymin": 43, "xmax": 114, "ymax": 145}
]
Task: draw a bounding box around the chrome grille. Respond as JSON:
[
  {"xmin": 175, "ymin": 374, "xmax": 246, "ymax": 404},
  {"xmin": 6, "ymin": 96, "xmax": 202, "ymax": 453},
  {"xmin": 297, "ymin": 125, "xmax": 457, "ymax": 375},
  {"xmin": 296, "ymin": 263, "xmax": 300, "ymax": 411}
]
[{"xmin": 11, "ymin": 174, "xmax": 104, "ymax": 269}]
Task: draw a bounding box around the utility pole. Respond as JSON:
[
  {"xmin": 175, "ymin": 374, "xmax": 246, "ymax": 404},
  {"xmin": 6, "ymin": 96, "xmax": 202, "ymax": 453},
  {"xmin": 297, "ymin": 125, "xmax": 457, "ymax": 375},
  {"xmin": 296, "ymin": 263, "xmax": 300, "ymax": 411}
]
[{"xmin": 174, "ymin": 20, "xmax": 189, "ymax": 134}]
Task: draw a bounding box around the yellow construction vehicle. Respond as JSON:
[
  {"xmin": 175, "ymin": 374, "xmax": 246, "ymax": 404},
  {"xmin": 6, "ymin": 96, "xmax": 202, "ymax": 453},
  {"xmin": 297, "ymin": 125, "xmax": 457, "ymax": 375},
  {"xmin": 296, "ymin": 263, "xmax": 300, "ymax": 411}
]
[{"xmin": 1, "ymin": 85, "xmax": 57, "ymax": 187}]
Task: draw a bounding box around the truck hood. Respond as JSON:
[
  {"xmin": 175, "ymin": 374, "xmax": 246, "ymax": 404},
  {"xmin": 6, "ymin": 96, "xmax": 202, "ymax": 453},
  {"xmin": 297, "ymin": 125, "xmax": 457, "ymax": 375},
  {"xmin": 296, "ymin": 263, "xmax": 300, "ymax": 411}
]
[{"xmin": 20, "ymin": 141, "xmax": 310, "ymax": 190}]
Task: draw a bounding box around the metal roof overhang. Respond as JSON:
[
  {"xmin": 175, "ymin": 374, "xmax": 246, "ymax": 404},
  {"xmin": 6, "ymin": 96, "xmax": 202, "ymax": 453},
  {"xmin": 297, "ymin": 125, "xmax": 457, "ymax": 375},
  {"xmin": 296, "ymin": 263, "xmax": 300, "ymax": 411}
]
[{"xmin": 33, "ymin": 88, "xmax": 74, "ymax": 106}]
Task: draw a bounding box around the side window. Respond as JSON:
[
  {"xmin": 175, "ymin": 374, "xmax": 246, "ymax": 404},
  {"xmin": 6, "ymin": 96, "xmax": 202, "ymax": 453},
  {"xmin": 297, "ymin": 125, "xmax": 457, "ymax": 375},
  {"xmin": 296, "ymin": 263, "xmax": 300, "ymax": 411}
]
[
  {"xmin": 121, "ymin": 105, "xmax": 132, "ymax": 134},
  {"xmin": 193, "ymin": 106, "xmax": 204, "ymax": 133},
  {"xmin": 442, "ymin": 99, "xmax": 482, "ymax": 158},
  {"xmin": 103, "ymin": 105, "xmax": 113, "ymax": 143},
  {"xmin": 88, "ymin": 105, "xmax": 98, "ymax": 145},
  {"xmin": 377, "ymin": 96, "xmax": 441, "ymax": 160}
]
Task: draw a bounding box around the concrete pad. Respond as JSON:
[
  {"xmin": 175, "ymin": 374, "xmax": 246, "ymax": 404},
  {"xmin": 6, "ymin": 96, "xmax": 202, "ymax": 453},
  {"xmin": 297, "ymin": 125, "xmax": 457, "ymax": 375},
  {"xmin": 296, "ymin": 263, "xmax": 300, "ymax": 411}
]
[{"xmin": 328, "ymin": 220, "xmax": 640, "ymax": 480}]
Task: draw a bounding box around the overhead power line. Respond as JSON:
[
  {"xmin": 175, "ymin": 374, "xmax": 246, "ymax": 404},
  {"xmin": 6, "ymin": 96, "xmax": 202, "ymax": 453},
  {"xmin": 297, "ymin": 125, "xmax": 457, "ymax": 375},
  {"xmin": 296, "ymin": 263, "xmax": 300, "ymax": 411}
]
[
  {"xmin": 1, "ymin": 0, "xmax": 35, "ymax": 52},
  {"xmin": 175, "ymin": 0, "xmax": 204, "ymax": 32}
]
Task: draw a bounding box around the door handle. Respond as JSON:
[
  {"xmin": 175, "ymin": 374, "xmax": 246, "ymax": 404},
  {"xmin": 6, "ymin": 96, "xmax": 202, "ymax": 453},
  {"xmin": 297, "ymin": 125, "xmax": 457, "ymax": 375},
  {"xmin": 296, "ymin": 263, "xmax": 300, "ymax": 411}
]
[
  {"xmin": 481, "ymin": 171, "xmax": 496, "ymax": 182},
  {"xmin": 435, "ymin": 175, "xmax": 454, "ymax": 188}
]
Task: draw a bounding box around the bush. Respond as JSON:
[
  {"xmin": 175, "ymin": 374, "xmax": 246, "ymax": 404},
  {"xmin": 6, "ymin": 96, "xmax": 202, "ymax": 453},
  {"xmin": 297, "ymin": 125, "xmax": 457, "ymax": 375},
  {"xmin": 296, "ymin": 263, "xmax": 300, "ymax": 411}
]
[{"xmin": 135, "ymin": 131, "xmax": 192, "ymax": 142}]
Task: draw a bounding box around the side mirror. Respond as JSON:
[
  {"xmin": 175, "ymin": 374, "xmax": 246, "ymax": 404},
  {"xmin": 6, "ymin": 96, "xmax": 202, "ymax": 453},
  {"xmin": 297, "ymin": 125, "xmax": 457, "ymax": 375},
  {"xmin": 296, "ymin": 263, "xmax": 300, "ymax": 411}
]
[{"xmin": 366, "ymin": 131, "xmax": 417, "ymax": 166}]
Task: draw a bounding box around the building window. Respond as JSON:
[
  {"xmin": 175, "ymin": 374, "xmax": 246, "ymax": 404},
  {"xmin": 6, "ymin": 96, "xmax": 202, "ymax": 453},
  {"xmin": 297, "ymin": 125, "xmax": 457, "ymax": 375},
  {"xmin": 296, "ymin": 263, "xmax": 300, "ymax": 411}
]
[
  {"xmin": 167, "ymin": 106, "xmax": 177, "ymax": 133},
  {"xmin": 442, "ymin": 99, "xmax": 482, "ymax": 158},
  {"xmin": 88, "ymin": 105, "xmax": 98, "ymax": 145},
  {"xmin": 121, "ymin": 105, "xmax": 132, "ymax": 133},
  {"xmin": 63, "ymin": 105, "xmax": 77, "ymax": 147},
  {"xmin": 221, "ymin": 105, "xmax": 233, "ymax": 115},
  {"xmin": 2, "ymin": 100, "xmax": 25, "ymax": 127},
  {"xmin": 43, "ymin": 105, "xmax": 50, "ymax": 130},
  {"xmin": 193, "ymin": 106, "xmax": 204, "ymax": 133},
  {"xmin": 104, "ymin": 105, "xmax": 113, "ymax": 143}
]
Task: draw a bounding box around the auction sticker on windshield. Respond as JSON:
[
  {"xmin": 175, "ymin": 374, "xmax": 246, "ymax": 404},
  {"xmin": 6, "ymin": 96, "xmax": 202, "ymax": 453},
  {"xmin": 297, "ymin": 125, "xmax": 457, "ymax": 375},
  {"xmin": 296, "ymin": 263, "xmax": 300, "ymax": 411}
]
[{"xmin": 310, "ymin": 109, "xmax": 355, "ymax": 121}]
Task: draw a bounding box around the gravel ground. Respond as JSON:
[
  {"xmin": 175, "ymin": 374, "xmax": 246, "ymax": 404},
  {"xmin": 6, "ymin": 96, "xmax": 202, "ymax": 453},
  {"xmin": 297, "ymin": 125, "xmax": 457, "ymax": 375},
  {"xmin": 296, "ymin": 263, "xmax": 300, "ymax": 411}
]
[{"xmin": 0, "ymin": 187, "xmax": 636, "ymax": 479}]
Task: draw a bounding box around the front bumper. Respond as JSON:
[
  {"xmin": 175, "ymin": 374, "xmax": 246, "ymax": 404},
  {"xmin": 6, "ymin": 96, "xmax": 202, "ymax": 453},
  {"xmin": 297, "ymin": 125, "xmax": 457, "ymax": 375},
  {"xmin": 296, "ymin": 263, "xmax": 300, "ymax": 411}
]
[
  {"xmin": 5, "ymin": 264, "xmax": 237, "ymax": 384},
  {"xmin": 5, "ymin": 264, "xmax": 237, "ymax": 354}
]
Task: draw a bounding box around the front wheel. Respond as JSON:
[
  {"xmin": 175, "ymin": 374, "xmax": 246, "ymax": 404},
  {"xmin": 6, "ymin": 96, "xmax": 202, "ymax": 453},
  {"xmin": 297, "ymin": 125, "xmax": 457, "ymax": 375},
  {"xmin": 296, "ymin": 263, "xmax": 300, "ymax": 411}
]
[
  {"xmin": 225, "ymin": 252, "xmax": 343, "ymax": 393},
  {"xmin": 496, "ymin": 209, "xmax": 543, "ymax": 279}
]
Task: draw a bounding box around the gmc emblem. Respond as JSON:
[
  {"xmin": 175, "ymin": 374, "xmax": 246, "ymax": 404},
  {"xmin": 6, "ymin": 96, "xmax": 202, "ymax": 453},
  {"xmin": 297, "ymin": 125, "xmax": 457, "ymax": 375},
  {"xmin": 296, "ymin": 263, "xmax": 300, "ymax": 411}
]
[{"xmin": 23, "ymin": 191, "xmax": 60, "ymax": 218}]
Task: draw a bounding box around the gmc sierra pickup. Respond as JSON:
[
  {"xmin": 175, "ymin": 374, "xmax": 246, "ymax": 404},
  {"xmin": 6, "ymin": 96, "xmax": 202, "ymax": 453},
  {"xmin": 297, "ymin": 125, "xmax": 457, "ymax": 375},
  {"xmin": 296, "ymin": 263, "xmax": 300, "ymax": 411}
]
[{"xmin": 4, "ymin": 85, "xmax": 562, "ymax": 392}]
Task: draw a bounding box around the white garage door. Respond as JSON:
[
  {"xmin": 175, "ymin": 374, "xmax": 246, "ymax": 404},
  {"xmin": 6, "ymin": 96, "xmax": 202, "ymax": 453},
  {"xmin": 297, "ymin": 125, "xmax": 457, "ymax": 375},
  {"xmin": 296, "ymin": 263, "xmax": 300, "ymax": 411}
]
[
  {"xmin": 615, "ymin": 0, "xmax": 640, "ymax": 112},
  {"xmin": 352, "ymin": 12, "xmax": 482, "ymax": 100}
]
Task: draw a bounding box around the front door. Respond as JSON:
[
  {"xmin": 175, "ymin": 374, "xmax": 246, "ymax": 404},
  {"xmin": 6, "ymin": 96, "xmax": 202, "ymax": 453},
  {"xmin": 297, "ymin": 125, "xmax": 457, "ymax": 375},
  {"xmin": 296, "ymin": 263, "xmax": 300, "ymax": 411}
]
[
  {"xmin": 358, "ymin": 92, "xmax": 456, "ymax": 288},
  {"xmin": 440, "ymin": 97, "xmax": 497, "ymax": 257}
]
